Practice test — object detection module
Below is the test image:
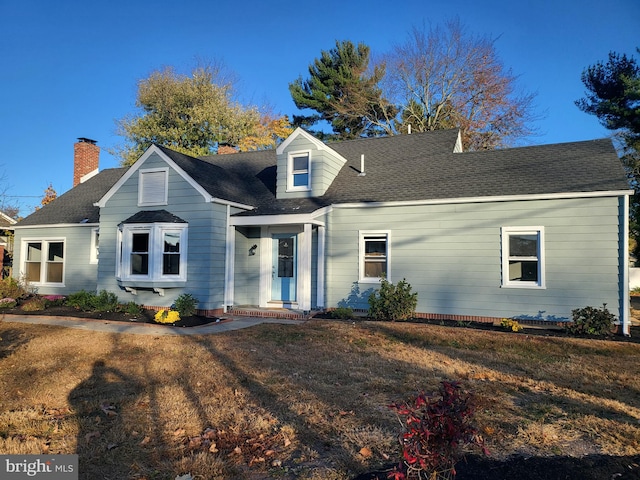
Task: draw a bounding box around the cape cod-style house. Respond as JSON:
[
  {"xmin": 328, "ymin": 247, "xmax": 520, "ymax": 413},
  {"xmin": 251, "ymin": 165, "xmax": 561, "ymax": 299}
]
[{"xmin": 12, "ymin": 129, "xmax": 633, "ymax": 334}]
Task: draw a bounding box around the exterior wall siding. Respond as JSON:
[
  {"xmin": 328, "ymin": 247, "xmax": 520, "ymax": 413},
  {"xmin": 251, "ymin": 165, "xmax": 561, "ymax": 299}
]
[
  {"xmin": 13, "ymin": 225, "xmax": 98, "ymax": 295},
  {"xmin": 324, "ymin": 196, "xmax": 624, "ymax": 322},
  {"xmin": 276, "ymin": 135, "xmax": 345, "ymax": 198},
  {"xmin": 233, "ymin": 227, "xmax": 261, "ymax": 306},
  {"xmin": 97, "ymin": 152, "xmax": 228, "ymax": 312}
]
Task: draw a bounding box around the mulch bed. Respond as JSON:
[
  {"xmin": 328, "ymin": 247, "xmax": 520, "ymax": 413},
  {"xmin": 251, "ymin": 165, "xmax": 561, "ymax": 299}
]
[
  {"xmin": 313, "ymin": 313, "xmax": 640, "ymax": 344},
  {"xmin": 354, "ymin": 454, "xmax": 640, "ymax": 480},
  {"xmin": 1, "ymin": 305, "xmax": 218, "ymax": 328}
]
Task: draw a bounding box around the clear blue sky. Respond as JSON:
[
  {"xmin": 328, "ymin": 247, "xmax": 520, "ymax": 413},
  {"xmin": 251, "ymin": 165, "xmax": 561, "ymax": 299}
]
[{"xmin": 1, "ymin": 0, "xmax": 638, "ymax": 216}]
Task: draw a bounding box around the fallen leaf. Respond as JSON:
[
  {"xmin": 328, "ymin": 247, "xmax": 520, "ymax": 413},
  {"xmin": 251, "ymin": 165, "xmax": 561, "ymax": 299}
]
[
  {"xmin": 175, "ymin": 475, "xmax": 194, "ymax": 480},
  {"xmin": 359, "ymin": 446, "xmax": 373, "ymax": 458},
  {"xmin": 85, "ymin": 431, "xmax": 100, "ymax": 443},
  {"xmin": 283, "ymin": 437, "xmax": 291, "ymax": 447},
  {"xmin": 140, "ymin": 436, "xmax": 151, "ymax": 445},
  {"xmin": 107, "ymin": 443, "xmax": 118, "ymax": 450},
  {"xmin": 271, "ymin": 459, "xmax": 282, "ymax": 467},
  {"xmin": 233, "ymin": 446, "xmax": 242, "ymax": 455},
  {"xmin": 208, "ymin": 442, "xmax": 218, "ymax": 453},
  {"xmin": 265, "ymin": 449, "xmax": 275, "ymax": 456},
  {"xmin": 173, "ymin": 428, "xmax": 186, "ymax": 436}
]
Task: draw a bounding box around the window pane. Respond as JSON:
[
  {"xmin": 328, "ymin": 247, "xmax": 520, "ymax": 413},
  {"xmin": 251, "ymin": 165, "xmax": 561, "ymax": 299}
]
[
  {"xmin": 509, "ymin": 234, "xmax": 538, "ymax": 257},
  {"xmin": 46, "ymin": 262, "xmax": 63, "ymax": 283},
  {"xmin": 164, "ymin": 233, "xmax": 180, "ymax": 253},
  {"xmin": 25, "ymin": 262, "xmax": 41, "ymax": 282},
  {"xmin": 293, "ymin": 155, "xmax": 308, "ymax": 171},
  {"xmin": 365, "ymin": 240, "xmax": 386, "ymax": 256},
  {"xmin": 27, "ymin": 242, "xmax": 42, "ymax": 261},
  {"xmin": 48, "ymin": 242, "xmax": 64, "ymax": 262},
  {"xmin": 163, "ymin": 254, "xmax": 180, "ymax": 275},
  {"xmin": 132, "ymin": 233, "xmax": 149, "ymax": 252},
  {"xmin": 508, "ymin": 260, "xmax": 538, "ymax": 282},
  {"xmin": 365, "ymin": 260, "xmax": 386, "ymax": 278},
  {"xmin": 131, "ymin": 253, "xmax": 149, "ymax": 275},
  {"xmin": 277, "ymin": 238, "xmax": 294, "ymax": 277},
  {"xmin": 293, "ymin": 172, "xmax": 308, "ymax": 187}
]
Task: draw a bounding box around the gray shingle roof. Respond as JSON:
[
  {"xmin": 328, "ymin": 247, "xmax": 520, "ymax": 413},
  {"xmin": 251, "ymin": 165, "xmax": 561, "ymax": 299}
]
[
  {"xmin": 16, "ymin": 130, "xmax": 630, "ymax": 226},
  {"xmin": 16, "ymin": 168, "xmax": 127, "ymax": 226},
  {"xmin": 121, "ymin": 210, "xmax": 187, "ymax": 224}
]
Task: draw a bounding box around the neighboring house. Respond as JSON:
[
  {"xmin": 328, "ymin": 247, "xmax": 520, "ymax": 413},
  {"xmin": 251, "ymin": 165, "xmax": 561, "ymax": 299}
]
[
  {"xmin": 12, "ymin": 129, "xmax": 633, "ymax": 334},
  {"xmin": 0, "ymin": 210, "xmax": 16, "ymax": 277}
]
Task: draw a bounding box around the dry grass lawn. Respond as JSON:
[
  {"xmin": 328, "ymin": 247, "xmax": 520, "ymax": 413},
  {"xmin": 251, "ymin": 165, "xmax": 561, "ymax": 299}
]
[{"xmin": 0, "ymin": 319, "xmax": 639, "ymax": 479}]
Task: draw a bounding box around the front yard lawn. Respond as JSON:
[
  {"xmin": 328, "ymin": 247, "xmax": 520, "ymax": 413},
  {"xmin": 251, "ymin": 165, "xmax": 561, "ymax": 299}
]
[{"xmin": 0, "ymin": 319, "xmax": 639, "ymax": 479}]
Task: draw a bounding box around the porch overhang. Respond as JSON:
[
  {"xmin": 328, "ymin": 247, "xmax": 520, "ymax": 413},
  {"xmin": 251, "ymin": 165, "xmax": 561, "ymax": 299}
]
[{"xmin": 229, "ymin": 211, "xmax": 327, "ymax": 227}]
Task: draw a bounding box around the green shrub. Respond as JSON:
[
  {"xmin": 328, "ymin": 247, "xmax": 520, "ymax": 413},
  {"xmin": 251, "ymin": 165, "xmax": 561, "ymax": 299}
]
[
  {"xmin": 92, "ymin": 290, "xmax": 119, "ymax": 312},
  {"xmin": 0, "ymin": 277, "xmax": 29, "ymax": 300},
  {"xmin": 120, "ymin": 301, "xmax": 144, "ymax": 315},
  {"xmin": 331, "ymin": 306, "xmax": 354, "ymax": 319},
  {"xmin": 173, "ymin": 293, "xmax": 198, "ymax": 318},
  {"xmin": 0, "ymin": 298, "xmax": 17, "ymax": 309},
  {"xmin": 66, "ymin": 290, "xmax": 96, "ymax": 311},
  {"xmin": 21, "ymin": 297, "xmax": 46, "ymax": 312},
  {"xmin": 368, "ymin": 276, "xmax": 417, "ymax": 321},
  {"xmin": 565, "ymin": 304, "xmax": 616, "ymax": 336}
]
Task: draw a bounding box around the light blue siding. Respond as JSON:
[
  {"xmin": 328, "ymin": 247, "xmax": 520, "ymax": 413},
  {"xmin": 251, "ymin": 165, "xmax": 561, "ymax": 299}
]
[
  {"xmin": 325, "ymin": 196, "xmax": 624, "ymax": 322},
  {"xmin": 233, "ymin": 227, "xmax": 261, "ymax": 305},
  {"xmin": 13, "ymin": 225, "xmax": 98, "ymax": 295},
  {"xmin": 276, "ymin": 135, "xmax": 345, "ymax": 199},
  {"xmin": 97, "ymin": 152, "xmax": 229, "ymax": 311}
]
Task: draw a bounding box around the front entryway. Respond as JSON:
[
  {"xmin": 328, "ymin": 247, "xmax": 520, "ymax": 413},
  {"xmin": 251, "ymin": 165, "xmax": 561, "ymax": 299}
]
[{"xmin": 271, "ymin": 234, "xmax": 297, "ymax": 302}]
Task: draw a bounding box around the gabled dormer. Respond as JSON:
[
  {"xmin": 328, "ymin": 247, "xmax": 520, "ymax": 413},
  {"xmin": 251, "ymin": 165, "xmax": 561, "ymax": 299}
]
[{"xmin": 275, "ymin": 128, "xmax": 347, "ymax": 199}]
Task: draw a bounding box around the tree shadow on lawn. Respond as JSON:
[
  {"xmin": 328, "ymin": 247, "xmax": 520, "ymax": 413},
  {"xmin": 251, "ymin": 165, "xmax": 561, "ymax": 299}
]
[{"xmin": 0, "ymin": 327, "xmax": 31, "ymax": 358}]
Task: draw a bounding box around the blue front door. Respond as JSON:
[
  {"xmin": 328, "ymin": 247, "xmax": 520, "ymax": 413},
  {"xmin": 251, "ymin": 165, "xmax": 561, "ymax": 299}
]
[{"xmin": 272, "ymin": 235, "xmax": 297, "ymax": 302}]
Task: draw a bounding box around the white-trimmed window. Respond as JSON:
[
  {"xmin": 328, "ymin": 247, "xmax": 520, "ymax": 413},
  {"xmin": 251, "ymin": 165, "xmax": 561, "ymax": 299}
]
[
  {"xmin": 501, "ymin": 227, "xmax": 545, "ymax": 288},
  {"xmin": 90, "ymin": 228, "xmax": 99, "ymax": 264},
  {"xmin": 287, "ymin": 151, "xmax": 311, "ymax": 191},
  {"xmin": 138, "ymin": 168, "xmax": 168, "ymax": 206},
  {"xmin": 359, "ymin": 231, "xmax": 390, "ymax": 282},
  {"xmin": 117, "ymin": 223, "xmax": 187, "ymax": 282},
  {"xmin": 22, "ymin": 239, "xmax": 65, "ymax": 285}
]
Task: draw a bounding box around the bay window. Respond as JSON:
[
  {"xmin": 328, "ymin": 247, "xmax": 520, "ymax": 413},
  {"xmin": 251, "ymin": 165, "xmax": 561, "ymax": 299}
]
[{"xmin": 118, "ymin": 223, "xmax": 187, "ymax": 283}]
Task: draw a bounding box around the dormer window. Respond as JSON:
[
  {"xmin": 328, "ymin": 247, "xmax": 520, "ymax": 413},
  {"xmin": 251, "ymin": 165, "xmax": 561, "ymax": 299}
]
[{"xmin": 287, "ymin": 151, "xmax": 311, "ymax": 191}]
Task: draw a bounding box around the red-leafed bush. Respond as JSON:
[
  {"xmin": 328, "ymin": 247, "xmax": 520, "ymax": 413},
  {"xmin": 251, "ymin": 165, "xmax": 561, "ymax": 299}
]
[{"xmin": 387, "ymin": 381, "xmax": 488, "ymax": 480}]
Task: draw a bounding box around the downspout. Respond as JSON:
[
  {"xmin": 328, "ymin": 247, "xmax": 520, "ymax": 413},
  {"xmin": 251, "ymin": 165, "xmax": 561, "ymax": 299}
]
[
  {"xmin": 623, "ymin": 194, "xmax": 630, "ymax": 336},
  {"xmin": 317, "ymin": 225, "xmax": 325, "ymax": 309},
  {"xmin": 224, "ymin": 204, "xmax": 235, "ymax": 313}
]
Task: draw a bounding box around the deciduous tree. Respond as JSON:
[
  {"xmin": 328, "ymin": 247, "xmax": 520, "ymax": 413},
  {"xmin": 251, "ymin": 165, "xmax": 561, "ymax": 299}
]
[
  {"xmin": 114, "ymin": 65, "xmax": 290, "ymax": 165},
  {"xmin": 381, "ymin": 19, "xmax": 538, "ymax": 150}
]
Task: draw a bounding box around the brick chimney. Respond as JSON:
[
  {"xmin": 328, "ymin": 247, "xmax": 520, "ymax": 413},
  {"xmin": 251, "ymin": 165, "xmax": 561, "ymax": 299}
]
[{"xmin": 73, "ymin": 138, "xmax": 99, "ymax": 187}]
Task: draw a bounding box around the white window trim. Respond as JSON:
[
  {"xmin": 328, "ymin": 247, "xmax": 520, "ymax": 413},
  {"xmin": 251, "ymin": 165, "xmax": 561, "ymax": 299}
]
[
  {"xmin": 117, "ymin": 223, "xmax": 188, "ymax": 283},
  {"xmin": 286, "ymin": 150, "xmax": 311, "ymax": 192},
  {"xmin": 138, "ymin": 167, "xmax": 169, "ymax": 206},
  {"xmin": 90, "ymin": 228, "xmax": 99, "ymax": 264},
  {"xmin": 501, "ymin": 226, "xmax": 546, "ymax": 289},
  {"xmin": 21, "ymin": 237, "xmax": 66, "ymax": 286},
  {"xmin": 359, "ymin": 230, "xmax": 391, "ymax": 283}
]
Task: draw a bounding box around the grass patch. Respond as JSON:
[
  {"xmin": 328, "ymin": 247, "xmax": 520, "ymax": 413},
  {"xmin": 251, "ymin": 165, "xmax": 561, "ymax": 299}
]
[{"xmin": 0, "ymin": 320, "xmax": 638, "ymax": 479}]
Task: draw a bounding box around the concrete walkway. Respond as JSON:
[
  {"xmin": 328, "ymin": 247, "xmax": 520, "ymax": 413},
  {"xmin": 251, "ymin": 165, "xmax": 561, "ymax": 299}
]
[{"xmin": 0, "ymin": 314, "xmax": 305, "ymax": 336}]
